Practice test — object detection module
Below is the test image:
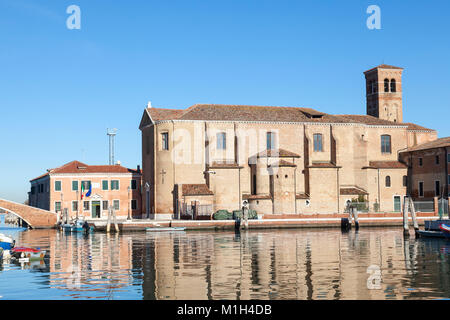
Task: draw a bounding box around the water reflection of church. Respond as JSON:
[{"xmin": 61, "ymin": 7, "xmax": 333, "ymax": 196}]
[{"xmin": 19, "ymin": 229, "xmax": 450, "ymax": 299}]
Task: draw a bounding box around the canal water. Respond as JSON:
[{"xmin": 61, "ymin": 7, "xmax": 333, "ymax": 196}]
[{"xmin": 1, "ymin": 216, "xmax": 450, "ymax": 300}]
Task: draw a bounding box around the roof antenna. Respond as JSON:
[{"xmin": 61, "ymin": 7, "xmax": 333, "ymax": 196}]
[{"xmin": 107, "ymin": 128, "xmax": 118, "ymax": 165}]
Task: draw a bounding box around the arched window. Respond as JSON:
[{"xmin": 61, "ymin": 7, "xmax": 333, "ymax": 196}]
[
  {"xmin": 390, "ymin": 79, "xmax": 396, "ymax": 92},
  {"xmin": 217, "ymin": 132, "xmax": 226, "ymax": 150},
  {"xmin": 384, "ymin": 79, "xmax": 389, "ymax": 92},
  {"xmin": 385, "ymin": 176, "xmax": 391, "ymax": 187}
]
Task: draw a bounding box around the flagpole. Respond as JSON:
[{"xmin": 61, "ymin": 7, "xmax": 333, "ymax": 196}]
[{"xmin": 76, "ymin": 190, "xmax": 79, "ymax": 220}]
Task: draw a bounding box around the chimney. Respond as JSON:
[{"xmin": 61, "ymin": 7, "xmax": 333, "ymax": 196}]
[
  {"xmin": 137, "ymin": 165, "xmax": 141, "ymax": 172},
  {"xmin": 147, "ymin": 101, "xmax": 152, "ymax": 109}
]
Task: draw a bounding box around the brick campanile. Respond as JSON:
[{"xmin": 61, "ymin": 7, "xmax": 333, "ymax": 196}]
[{"xmin": 364, "ymin": 64, "xmax": 404, "ymax": 123}]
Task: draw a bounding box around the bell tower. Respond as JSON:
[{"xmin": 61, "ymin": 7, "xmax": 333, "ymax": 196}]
[{"xmin": 364, "ymin": 64, "xmax": 404, "ymax": 123}]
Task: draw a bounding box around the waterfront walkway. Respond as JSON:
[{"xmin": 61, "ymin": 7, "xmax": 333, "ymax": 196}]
[{"xmin": 90, "ymin": 211, "xmax": 440, "ymax": 231}]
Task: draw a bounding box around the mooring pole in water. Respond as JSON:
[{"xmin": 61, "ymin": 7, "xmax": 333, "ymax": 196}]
[
  {"xmin": 409, "ymin": 197, "xmax": 419, "ymax": 236},
  {"xmin": 403, "ymin": 196, "xmax": 410, "ymax": 237},
  {"xmin": 353, "ymin": 207, "xmax": 359, "ymax": 230},
  {"xmin": 113, "ymin": 208, "xmax": 119, "ymax": 232},
  {"xmin": 107, "ymin": 207, "xmax": 111, "ymax": 233}
]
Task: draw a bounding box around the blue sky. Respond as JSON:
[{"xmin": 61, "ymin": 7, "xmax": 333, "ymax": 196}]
[{"xmin": 1, "ymin": 0, "xmax": 449, "ymax": 202}]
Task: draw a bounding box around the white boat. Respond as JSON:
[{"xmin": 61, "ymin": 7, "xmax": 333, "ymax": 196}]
[
  {"xmin": 0, "ymin": 233, "xmax": 14, "ymax": 250},
  {"xmin": 146, "ymin": 227, "xmax": 186, "ymax": 232}
]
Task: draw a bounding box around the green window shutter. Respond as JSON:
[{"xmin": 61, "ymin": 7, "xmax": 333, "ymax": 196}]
[
  {"xmin": 72, "ymin": 181, "xmax": 78, "ymax": 191},
  {"xmin": 102, "ymin": 180, "xmax": 108, "ymax": 190},
  {"xmin": 55, "ymin": 181, "xmax": 61, "ymax": 191}
]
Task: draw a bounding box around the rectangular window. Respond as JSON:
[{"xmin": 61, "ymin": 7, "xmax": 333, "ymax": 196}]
[
  {"xmin": 111, "ymin": 180, "xmax": 120, "ymax": 190},
  {"xmin": 403, "ymin": 175, "xmax": 408, "ymax": 187},
  {"xmin": 103, "ymin": 200, "xmax": 109, "ymax": 211},
  {"xmin": 81, "ymin": 181, "xmax": 91, "ymax": 191},
  {"xmin": 72, "ymin": 201, "xmax": 78, "ymax": 212},
  {"xmin": 419, "ymin": 158, "xmax": 423, "ymax": 167},
  {"xmin": 381, "ymin": 135, "xmax": 392, "ymax": 154},
  {"xmin": 448, "ymin": 153, "xmax": 450, "ymax": 163},
  {"xmin": 113, "ymin": 200, "xmax": 120, "ymax": 211},
  {"xmin": 313, "ymin": 134, "xmax": 323, "ymax": 152},
  {"xmin": 55, "ymin": 202, "xmax": 61, "ymax": 212},
  {"xmin": 161, "ymin": 132, "xmax": 169, "ymax": 150},
  {"xmin": 448, "ymin": 174, "xmax": 450, "ymax": 185},
  {"xmin": 31, "ymin": 186, "xmax": 35, "ymax": 195},
  {"xmin": 102, "ymin": 180, "xmax": 109, "ymax": 191},
  {"xmin": 419, "ymin": 182, "xmax": 424, "ymax": 198},
  {"xmin": 217, "ymin": 132, "xmax": 226, "ymax": 150},
  {"xmin": 55, "ymin": 181, "xmax": 62, "ymax": 192},
  {"xmin": 435, "ymin": 180, "xmax": 441, "ymax": 197},
  {"xmin": 266, "ymin": 132, "xmax": 276, "ymax": 150},
  {"xmin": 436, "ymin": 155, "xmax": 440, "ymax": 165},
  {"xmin": 131, "ymin": 199, "xmax": 137, "ymax": 210},
  {"xmin": 83, "ymin": 201, "xmax": 90, "ymax": 211},
  {"xmin": 72, "ymin": 181, "xmax": 78, "ymax": 191},
  {"xmin": 131, "ymin": 179, "xmax": 137, "ymax": 190}
]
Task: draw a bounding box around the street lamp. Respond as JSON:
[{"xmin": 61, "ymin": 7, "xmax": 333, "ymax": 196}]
[{"xmin": 60, "ymin": 192, "xmax": 64, "ymax": 223}]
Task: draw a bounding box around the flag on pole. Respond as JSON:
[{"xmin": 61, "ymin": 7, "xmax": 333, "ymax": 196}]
[
  {"xmin": 81, "ymin": 183, "xmax": 85, "ymax": 200},
  {"xmin": 86, "ymin": 184, "xmax": 92, "ymax": 198}
]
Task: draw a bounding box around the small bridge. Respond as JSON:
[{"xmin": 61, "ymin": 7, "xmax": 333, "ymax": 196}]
[{"xmin": 0, "ymin": 199, "xmax": 57, "ymax": 229}]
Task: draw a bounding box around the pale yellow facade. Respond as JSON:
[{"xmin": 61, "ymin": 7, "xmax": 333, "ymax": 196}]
[{"xmin": 140, "ymin": 65, "xmax": 438, "ymax": 219}]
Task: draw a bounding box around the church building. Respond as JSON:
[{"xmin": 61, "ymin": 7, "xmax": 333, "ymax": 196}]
[{"xmin": 139, "ymin": 65, "xmax": 437, "ymax": 219}]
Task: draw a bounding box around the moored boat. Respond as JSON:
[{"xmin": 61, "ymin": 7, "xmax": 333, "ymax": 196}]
[
  {"xmin": 146, "ymin": 227, "xmax": 186, "ymax": 232},
  {"xmin": 11, "ymin": 247, "xmax": 46, "ymax": 260},
  {"xmin": 0, "ymin": 233, "xmax": 15, "ymax": 250},
  {"xmin": 439, "ymin": 224, "xmax": 450, "ymax": 238},
  {"xmin": 61, "ymin": 219, "xmax": 93, "ymax": 233},
  {"xmin": 417, "ymin": 220, "xmax": 450, "ymax": 239}
]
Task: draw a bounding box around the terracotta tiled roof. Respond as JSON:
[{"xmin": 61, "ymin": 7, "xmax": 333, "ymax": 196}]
[
  {"xmin": 256, "ymin": 148, "xmax": 301, "ymax": 158},
  {"xmin": 307, "ymin": 162, "xmax": 341, "ymax": 168},
  {"xmin": 147, "ymin": 108, "xmax": 185, "ymax": 121},
  {"xmin": 30, "ymin": 172, "xmax": 50, "ymax": 182},
  {"xmin": 182, "ymin": 184, "xmax": 214, "ymax": 196},
  {"xmin": 242, "ymin": 194, "xmax": 271, "ymax": 200},
  {"xmin": 364, "ymin": 161, "xmax": 408, "ymax": 169},
  {"xmin": 364, "ymin": 64, "xmax": 404, "ymax": 73},
  {"xmin": 403, "ymin": 137, "xmax": 450, "ymax": 152},
  {"xmin": 268, "ymin": 160, "xmax": 296, "ymax": 167},
  {"xmin": 334, "ymin": 115, "xmax": 402, "ymax": 126},
  {"xmin": 30, "ymin": 161, "xmax": 140, "ymax": 181},
  {"xmin": 146, "ymin": 104, "xmax": 351, "ymax": 124},
  {"xmin": 209, "ymin": 161, "xmax": 243, "ymax": 169},
  {"xmin": 340, "ymin": 187, "xmax": 369, "ymax": 196},
  {"xmin": 145, "ymin": 105, "xmax": 432, "ymax": 132},
  {"xmin": 403, "ymin": 123, "xmax": 435, "ymax": 131}
]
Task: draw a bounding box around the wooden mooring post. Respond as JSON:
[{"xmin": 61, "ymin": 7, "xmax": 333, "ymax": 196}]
[
  {"xmin": 403, "ymin": 196, "xmax": 419, "ymax": 237},
  {"xmin": 107, "ymin": 207, "xmax": 119, "ymax": 233}
]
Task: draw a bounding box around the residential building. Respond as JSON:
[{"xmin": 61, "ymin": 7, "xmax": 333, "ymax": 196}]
[
  {"xmin": 29, "ymin": 161, "xmax": 142, "ymax": 219},
  {"xmin": 400, "ymin": 137, "xmax": 450, "ymax": 200}
]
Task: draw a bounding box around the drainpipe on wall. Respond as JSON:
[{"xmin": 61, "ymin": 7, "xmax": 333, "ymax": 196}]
[
  {"xmin": 337, "ymin": 167, "xmax": 340, "ymax": 214},
  {"xmin": 444, "ymin": 147, "xmax": 448, "ymax": 199},
  {"xmin": 294, "ymin": 161, "xmax": 297, "ymax": 214},
  {"xmin": 377, "ymin": 168, "xmax": 381, "ymax": 211}
]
